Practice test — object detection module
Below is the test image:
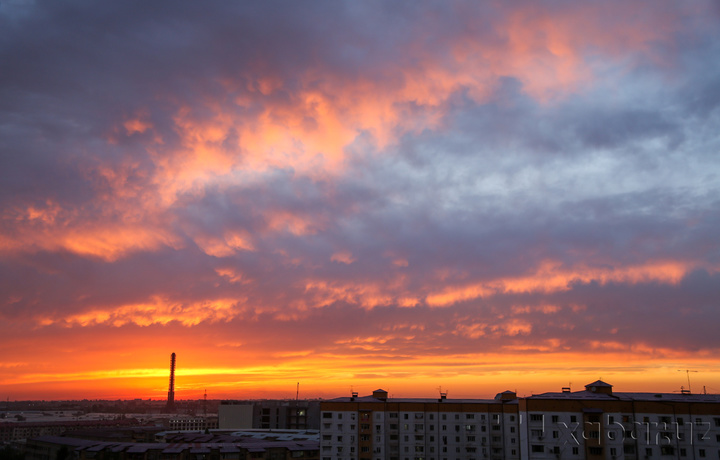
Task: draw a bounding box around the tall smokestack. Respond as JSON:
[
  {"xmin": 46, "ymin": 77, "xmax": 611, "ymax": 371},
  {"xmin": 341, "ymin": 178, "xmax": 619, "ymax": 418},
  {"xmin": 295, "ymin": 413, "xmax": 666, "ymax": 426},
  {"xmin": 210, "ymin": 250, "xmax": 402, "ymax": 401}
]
[{"xmin": 166, "ymin": 352, "xmax": 176, "ymax": 413}]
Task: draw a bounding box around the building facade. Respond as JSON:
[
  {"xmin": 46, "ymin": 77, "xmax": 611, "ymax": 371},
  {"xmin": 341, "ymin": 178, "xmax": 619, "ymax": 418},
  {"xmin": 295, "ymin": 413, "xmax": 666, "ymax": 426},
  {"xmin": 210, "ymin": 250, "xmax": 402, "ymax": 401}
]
[
  {"xmin": 320, "ymin": 383, "xmax": 720, "ymax": 460},
  {"xmin": 320, "ymin": 389, "xmax": 520, "ymax": 460}
]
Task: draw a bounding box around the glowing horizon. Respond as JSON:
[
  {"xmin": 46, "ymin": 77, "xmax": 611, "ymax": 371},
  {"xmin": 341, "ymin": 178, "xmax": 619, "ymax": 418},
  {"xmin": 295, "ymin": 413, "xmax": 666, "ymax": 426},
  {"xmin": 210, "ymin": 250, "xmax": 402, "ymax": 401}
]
[{"xmin": 1, "ymin": 1, "xmax": 719, "ymax": 402}]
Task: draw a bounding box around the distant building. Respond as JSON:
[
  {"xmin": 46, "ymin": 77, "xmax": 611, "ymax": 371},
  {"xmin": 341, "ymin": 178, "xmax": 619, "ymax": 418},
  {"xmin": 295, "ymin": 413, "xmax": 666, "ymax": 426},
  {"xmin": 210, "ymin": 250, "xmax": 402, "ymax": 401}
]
[
  {"xmin": 218, "ymin": 402, "xmax": 253, "ymax": 429},
  {"xmin": 320, "ymin": 382, "xmax": 720, "ymax": 460},
  {"xmin": 219, "ymin": 399, "xmax": 321, "ymax": 430},
  {"xmin": 166, "ymin": 415, "xmax": 218, "ymax": 431},
  {"xmin": 0, "ymin": 418, "xmax": 140, "ymax": 443}
]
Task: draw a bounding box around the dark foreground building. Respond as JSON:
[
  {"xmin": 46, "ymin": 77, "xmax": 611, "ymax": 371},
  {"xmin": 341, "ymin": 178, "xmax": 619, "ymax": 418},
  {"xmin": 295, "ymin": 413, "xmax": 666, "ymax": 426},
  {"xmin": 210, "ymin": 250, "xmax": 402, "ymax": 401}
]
[{"xmin": 25, "ymin": 430, "xmax": 319, "ymax": 460}]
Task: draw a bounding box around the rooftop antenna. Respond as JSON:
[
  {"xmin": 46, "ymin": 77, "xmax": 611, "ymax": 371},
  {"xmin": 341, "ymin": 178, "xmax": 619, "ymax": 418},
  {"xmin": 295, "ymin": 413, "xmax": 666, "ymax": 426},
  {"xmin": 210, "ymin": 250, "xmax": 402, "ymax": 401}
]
[
  {"xmin": 678, "ymin": 369, "xmax": 698, "ymax": 394},
  {"xmin": 296, "ymin": 382, "xmax": 299, "ymax": 401},
  {"xmin": 203, "ymin": 389, "xmax": 207, "ymax": 416}
]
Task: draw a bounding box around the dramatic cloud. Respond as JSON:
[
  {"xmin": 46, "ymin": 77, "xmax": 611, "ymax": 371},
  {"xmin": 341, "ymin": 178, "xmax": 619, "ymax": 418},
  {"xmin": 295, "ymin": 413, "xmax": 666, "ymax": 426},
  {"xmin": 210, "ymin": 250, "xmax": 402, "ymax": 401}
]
[{"xmin": 1, "ymin": 0, "xmax": 719, "ymax": 399}]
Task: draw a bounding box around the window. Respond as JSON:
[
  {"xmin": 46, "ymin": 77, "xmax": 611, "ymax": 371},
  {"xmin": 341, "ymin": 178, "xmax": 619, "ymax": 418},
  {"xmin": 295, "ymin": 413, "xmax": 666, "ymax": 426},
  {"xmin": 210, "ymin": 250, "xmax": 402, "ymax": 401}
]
[
  {"xmin": 610, "ymin": 448, "xmax": 617, "ymax": 457},
  {"xmin": 573, "ymin": 447, "xmax": 579, "ymax": 455},
  {"xmin": 680, "ymin": 448, "xmax": 686, "ymax": 457},
  {"xmin": 551, "ymin": 415, "xmax": 559, "ymax": 423},
  {"xmin": 571, "ymin": 415, "xmax": 577, "ymax": 423},
  {"xmin": 323, "ymin": 413, "xmax": 332, "ymax": 419},
  {"xmin": 589, "ymin": 447, "xmax": 603, "ymax": 455},
  {"xmin": 646, "ymin": 448, "xmax": 653, "ymax": 457},
  {"xmin": 532, "ymin": 445, "xmax": 544, "ymax": 453},
  {"xmin": 699, "ymin": 449, "xmax": 705, "ymax": 458},
  {"xmin": 466, "ymin": 414, "xmax": 475, "ymax": 419},
  {"xmin": 660, "ymin": 446, "xmax": 675, "ymax": 456},
  {"xmin": 624, "ymin": 445, "xmax": 635, "ymax": 454}
]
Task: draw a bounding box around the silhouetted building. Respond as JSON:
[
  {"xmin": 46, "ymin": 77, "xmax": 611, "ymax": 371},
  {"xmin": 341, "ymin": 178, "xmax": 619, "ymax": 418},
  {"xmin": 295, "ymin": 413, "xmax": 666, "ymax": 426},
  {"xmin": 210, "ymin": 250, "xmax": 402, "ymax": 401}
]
[{"xmin": 219, "ymin": 399, "xmax": 320, "ymax": 430}]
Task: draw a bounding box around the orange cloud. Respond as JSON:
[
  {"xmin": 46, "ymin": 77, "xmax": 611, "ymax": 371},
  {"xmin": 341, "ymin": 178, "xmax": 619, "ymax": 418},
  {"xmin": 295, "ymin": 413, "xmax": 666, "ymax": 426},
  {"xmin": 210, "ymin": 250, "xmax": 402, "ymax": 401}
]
[
  {"xmin": 426, "ymin": 260, "xmax": 698, "ymax": 307},
  {"xmin": 37, "ymin": 297, "xmax": 242, "ymax": 327},
  {"xmin": 331, "ymin": 250, "xmax": 355, "ymax": 264}
]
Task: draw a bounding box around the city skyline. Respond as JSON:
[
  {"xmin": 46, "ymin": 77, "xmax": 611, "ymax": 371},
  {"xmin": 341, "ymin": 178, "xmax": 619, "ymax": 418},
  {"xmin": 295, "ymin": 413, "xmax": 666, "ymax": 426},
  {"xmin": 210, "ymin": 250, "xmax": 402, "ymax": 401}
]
[{"xmin": 1, "ymin": 1, "xmax": 719, "ymax": 401}]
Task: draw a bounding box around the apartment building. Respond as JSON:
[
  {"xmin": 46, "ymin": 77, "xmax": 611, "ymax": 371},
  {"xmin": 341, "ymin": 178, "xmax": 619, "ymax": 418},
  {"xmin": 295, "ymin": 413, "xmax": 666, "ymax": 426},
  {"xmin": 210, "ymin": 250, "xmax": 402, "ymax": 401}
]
[
  {"xmin": 320, "ymin": 388, "xmax": 521, "ymax": 460},
  {"xmin": 521, "ymin": 380, "xmax": 720, "ymax": 460},
  {"xmin": 320, "ymin": 382, "xmax": 720, "ymax": 460}
]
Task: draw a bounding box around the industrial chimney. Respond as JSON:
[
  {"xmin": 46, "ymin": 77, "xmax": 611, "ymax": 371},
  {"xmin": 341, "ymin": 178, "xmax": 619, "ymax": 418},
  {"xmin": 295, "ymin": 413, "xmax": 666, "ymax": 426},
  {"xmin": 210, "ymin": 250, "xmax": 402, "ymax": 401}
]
[{"xmin": 166, "ymin": 352, "xmax": 176, "ymax": 413}]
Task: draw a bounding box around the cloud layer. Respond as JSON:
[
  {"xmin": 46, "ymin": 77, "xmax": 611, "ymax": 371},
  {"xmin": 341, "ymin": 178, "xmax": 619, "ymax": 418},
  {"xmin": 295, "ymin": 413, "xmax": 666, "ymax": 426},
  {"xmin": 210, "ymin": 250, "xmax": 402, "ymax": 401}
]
[{"xmin": 1, "ymin": 0, "xmax": 719, "ymax": 399}]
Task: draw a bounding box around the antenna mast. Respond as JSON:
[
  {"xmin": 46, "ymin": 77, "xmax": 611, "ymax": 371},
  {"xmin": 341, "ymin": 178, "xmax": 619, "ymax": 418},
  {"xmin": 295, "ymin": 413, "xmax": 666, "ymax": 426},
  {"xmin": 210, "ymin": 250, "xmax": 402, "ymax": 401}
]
[{"xmin": 678, "ymin": 369, "xmax": 698, "ymax": 393}]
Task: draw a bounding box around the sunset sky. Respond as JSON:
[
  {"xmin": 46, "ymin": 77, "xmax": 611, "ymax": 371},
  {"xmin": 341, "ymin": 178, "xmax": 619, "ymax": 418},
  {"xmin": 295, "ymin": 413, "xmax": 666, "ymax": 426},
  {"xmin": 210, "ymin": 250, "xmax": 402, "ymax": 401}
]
[{"xmin": 1, "ymin": 1, "xmax": 720, "ymax": 402}]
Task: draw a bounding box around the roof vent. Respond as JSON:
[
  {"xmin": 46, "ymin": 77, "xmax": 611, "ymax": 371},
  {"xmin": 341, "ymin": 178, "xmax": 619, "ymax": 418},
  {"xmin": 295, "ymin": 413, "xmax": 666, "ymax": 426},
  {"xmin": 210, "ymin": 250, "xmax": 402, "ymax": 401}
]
[{"xmin": 562, "ymin": 387, "xmax": 571, "ymax": 393}]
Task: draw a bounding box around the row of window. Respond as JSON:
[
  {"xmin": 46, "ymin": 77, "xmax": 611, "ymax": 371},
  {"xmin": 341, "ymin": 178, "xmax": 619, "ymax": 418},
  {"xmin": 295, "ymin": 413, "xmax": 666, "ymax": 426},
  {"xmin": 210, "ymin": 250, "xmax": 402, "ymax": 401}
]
[{"xmin": 323, "ymin": 412, "xmax": 509, "ymax": 421}]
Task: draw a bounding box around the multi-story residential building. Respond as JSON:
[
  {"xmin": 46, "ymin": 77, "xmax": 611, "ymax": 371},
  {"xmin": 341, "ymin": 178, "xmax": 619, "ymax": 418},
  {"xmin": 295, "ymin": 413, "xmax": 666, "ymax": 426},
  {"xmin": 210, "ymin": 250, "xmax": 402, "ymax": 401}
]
[
  {"xmin": 521, "ymin": 380, "xmax": 720, "ymax": 460},
  {"xmin": 320, "ymin": 388, "xmax": 521, "ymax": 460},
  {"xmin": 321, "ymin": 382, "xmax": 720, "ymax": 460}
]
